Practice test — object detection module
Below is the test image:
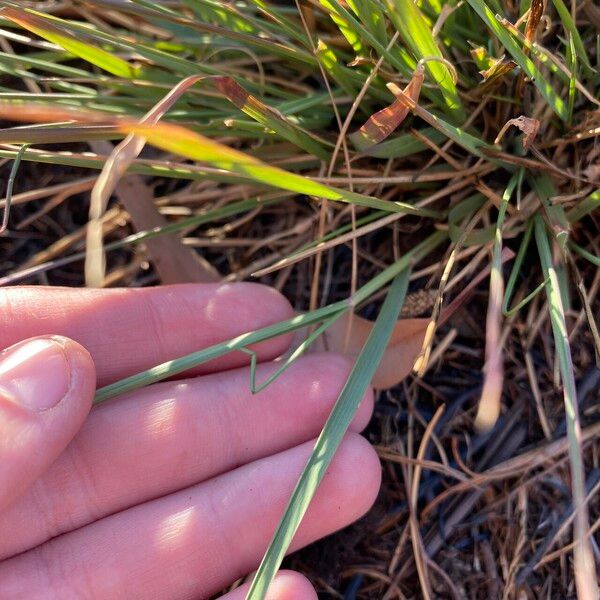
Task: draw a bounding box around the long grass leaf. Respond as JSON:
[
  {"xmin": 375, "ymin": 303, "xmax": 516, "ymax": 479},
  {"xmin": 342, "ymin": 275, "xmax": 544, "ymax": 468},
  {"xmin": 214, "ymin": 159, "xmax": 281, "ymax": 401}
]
[
  {"xmin": 385, "ymin": 0, "xmax": 463, "ymax": 118},
  {"xmin": 124, "ymin": 121, "xmax": 439, "ymax": 216},
  {"xmin": 535, "ymin": 216, "xmax": 599, "ymax": 600},
  {"xmin": 0, "ymin": 102, "xmax": 440, "ymax": 217},
  {"xmin": 246, "ymin": 269, "xmax": 411, "ymax": 600},
  {"xmin": 502, "ymin": 220, "xmax": 549, "ymax": 316}
]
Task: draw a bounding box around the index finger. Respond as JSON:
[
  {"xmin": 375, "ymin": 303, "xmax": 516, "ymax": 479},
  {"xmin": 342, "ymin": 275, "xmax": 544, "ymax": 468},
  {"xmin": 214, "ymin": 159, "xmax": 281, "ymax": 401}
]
[{"xmin": 0, "ymin": 283, "xmax": 293, "ymax": 386}]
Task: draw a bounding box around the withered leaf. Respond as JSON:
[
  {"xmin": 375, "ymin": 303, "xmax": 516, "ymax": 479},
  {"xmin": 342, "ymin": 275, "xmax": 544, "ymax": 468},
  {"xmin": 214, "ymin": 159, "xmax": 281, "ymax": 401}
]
[
  {"xmin": 479, "ymin": 55, "xmax": 518, "ymax": 82},
  {"xmin": 525, "ymin": 0, "xmax": 545, "ymax": 43},
  {"xmin": 349, "ymin": 65, "xmax": 425, "ymax": 151},
  {"xmin": 495, "ymin": 115, "xmax": 541, "ymax": 150},
  {"xmin": 314, "ymin": 313, "xmax": 429, "ymax": 389}
]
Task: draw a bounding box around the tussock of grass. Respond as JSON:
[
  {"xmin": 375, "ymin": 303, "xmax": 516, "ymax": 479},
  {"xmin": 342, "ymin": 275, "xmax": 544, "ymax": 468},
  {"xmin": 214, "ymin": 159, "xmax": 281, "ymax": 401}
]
[{"xmin": 0, "ymin": 1, "xmax": 598, "ymax": 598}]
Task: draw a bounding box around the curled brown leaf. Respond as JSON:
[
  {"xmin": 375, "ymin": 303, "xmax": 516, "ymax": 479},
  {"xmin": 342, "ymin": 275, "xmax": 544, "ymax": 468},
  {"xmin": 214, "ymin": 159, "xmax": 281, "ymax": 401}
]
[{"xmin": 495, "ymin": 115, "xmax": 541, "ymax": 150}]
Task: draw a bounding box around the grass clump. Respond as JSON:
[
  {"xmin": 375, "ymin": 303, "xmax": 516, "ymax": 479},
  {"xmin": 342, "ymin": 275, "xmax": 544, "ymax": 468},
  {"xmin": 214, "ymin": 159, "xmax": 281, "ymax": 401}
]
[{"xmin": 0, "ymin": 0, "xmax": 599, "ymax": 597}]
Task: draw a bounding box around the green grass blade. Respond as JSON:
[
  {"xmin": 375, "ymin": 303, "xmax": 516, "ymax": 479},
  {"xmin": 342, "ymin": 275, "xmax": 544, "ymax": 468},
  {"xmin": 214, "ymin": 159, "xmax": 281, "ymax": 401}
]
[
  {"xmin": 448, "ymin": 193, "xmax": 495, "ymax": 245},
  {"xmin": 245, "ymin": 269, "xmax": 411, "ymax": 600},
  {"xmin": 347, "ymin": 0, "xmax": 388, "ymax": 44},
  {"xmin": 503, "ymin": 219, "xmax": 549, "ymax": 316},
  {"xmin": 319, "ymin": 0, "xmax": 364, "ymax": 53},
  {"xmin": 530, "ymin": 174, "xmax": 569, "ymax": 251},
  {"xmin": 92, "ymin": 0, "xmax": 316, "ymax": 66},
  {"xmin": 566, "ymin": 33, "xmax": 577, "ymax": 125},
  {"xmin": 94, "ymin": 302, "xmax": 347, "ymax": 404},
  {"xmin": 0, "ymin": 49, "xmax": 91, "ymax": 77},
  {"xmin": 0, "ymin": 143, "xmax": 29, "ymax": 233},
  {"xmin": 570, "ymin": 242, "xmax": 600, "ymax": 267},
  {"xmin": 245, "ymin": 311, "xmax": 346, "ymax": 393},
  {"xmin": 0, "ymin": 145, "xmax": 267, "ymax": 184},
  {"xmin": 93, "ymin": 230, "xmax": 446, "ymax": 403},
  {"xmin": 491, "ymin": 171, "xmax": 521, "ymax": 279},
  {"xmin": 314, "ymin": 39, "xmax": 362, "ymax": 99},
  {"xmin": 384, "ymin": 86, "xmax": 495, "ymax": 160},
  {"xmin": 502, "ymin": 220, "xmax": 548, "ymax": 317},
  {"xmin": 567, "ymin": 189, "xmax": 600, "ymax": 223},
  {"xmin": 360, "ymin": 127, "xmax": 446, "ymax": 158},
  {"xmin": 385, "ymin": 0, "xmax": 464, "ymax": 118},
  {"xmin": 550, "ymin": 0, "xmax": 593, "ymax": 74},
  {"xmin": 534, "ymin": 216, "xmax": 599, "ymax": 600}
]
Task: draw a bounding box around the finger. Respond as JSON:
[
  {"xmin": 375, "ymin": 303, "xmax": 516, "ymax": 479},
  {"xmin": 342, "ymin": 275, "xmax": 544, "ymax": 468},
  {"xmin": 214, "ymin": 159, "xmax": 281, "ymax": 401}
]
[
  {"xmin": 0, "ymin": 284, "xmax": 293, "ymax": 385},
  {"xmin": 0, "ymin": 354, "xmax": 373, "ymax": 559},
  {"xmin": 0, "ymin": 336, "xmax": 95, "ymax": 512},
  {"xmin": 0, "ymin": 434, "xmax": 381, "ymax": 600},
  {"xmin": 219, "ymin": 571, "xmax": 317, "ymax": 600}
]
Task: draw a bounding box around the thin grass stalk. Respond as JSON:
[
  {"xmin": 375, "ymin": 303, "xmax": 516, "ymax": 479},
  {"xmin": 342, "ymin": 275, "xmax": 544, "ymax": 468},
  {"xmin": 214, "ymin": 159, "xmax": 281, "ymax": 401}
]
[
  {"xmin": 476, "ymin": 171, "xmax": 521, "ymax": 429},
  {"xmin": 534, "ymin": 215, "xmax": 598, "ymax": 600}
]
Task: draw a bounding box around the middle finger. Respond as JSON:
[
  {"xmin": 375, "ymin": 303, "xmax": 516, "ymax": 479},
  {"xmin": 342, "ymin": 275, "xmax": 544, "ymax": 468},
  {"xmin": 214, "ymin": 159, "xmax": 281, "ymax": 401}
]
[{"xmin": 0, "ymin": 354, "xmax": 373, "ymax": 559}]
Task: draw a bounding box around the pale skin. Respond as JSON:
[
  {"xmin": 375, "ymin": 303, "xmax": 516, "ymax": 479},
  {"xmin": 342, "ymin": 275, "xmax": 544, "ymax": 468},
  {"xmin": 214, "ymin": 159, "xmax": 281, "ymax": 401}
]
[{"xmin": 0, "ymin": 283, "xmax": 380, "ymax": 599}]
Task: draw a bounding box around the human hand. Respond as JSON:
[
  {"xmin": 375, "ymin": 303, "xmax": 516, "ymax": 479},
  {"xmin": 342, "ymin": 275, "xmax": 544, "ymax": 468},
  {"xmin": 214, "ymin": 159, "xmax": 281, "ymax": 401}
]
[{"xmin": 0, "ymin": 284, "xmax": 380, "ymax": 599}]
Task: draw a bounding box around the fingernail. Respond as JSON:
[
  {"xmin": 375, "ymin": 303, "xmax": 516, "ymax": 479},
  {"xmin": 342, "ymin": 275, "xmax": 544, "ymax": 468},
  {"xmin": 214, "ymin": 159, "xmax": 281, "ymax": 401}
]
[{"xmin": 0, "ymin": 337, "xmax": 71, "ymax": 411}]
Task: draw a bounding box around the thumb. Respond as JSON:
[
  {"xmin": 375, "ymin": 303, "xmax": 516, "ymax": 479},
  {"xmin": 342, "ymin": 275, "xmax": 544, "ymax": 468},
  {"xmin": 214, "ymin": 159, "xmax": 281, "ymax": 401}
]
[{"xmin": 0, "ymin": 336, "xmax": 95, "ymax": 511}]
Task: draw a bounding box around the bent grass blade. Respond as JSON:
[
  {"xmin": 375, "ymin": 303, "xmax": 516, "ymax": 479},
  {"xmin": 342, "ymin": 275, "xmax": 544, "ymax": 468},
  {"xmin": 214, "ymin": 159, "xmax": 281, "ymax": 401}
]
[{"xmin": 93, "ymin": 231, "xmax": 446, "ymax": 403}]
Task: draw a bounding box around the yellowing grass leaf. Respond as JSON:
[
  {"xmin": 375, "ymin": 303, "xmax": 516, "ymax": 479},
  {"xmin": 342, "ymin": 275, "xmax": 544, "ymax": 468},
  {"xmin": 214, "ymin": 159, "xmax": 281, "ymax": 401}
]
[
  {"xmin": 124, "ymin": 122, "xmax": 421, "ymax": 213},
  {"xmin": 479, "ymin": 55, "xmax": 518, "ymax": 83},
  {"xmin": 0, "ymin": 102, "xmax": 439, "ymax": 218},
  {"xmin": 0, "ymin": 7, "xmax": 137, "ymax": 79}
]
